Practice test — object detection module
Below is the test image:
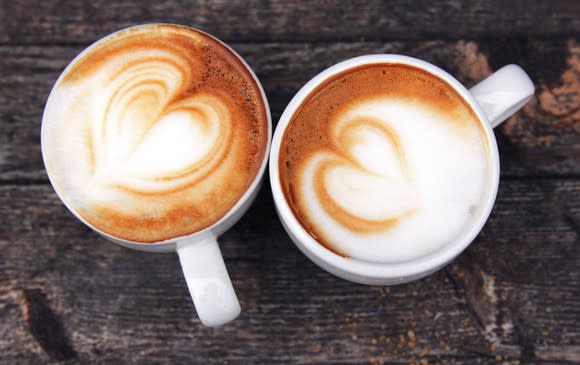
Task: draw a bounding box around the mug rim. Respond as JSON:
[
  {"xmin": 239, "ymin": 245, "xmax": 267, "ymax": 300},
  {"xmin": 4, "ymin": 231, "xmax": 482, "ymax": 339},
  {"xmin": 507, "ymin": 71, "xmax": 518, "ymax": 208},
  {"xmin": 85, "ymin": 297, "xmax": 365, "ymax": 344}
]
[
  {"xmin": 269, "ymin": 54, "xmax": 500, "ymax": 283},
  {"xmin": 40, "ymin": 23, "xmax": 272, "ymax": 251}
]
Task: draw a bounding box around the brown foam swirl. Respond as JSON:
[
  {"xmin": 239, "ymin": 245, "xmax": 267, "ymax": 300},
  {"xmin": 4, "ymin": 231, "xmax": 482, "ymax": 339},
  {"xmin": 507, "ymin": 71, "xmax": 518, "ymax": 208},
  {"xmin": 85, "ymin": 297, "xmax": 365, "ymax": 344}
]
[
  {"xmin": 43, "ymin": 24, "xmax": 268, "ymax": 242},
  {"xmin": 96, "ymin": 92, "xmax": 233, "ymax": 194},
  {"xmin": 313, "ymin": 117, "xmax": 414, "ymax": 232}
]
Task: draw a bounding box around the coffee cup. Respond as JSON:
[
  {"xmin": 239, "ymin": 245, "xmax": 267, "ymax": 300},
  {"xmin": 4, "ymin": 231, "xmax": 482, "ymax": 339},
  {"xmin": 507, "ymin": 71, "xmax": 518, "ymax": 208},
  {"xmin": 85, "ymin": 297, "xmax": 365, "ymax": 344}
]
[
  {"xmin": 41, "ymin": 24, "xmax": 272, "ymax": 326},
  {"xmin": 270, "ymin": 55, "xmax": 533, "ymax": 285}
]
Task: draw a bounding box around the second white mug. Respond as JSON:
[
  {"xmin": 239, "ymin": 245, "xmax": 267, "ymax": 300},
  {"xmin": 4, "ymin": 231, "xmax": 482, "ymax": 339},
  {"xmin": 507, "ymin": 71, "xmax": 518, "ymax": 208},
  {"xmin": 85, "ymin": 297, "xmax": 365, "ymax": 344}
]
[{"xmin": 269, "ymin": 54, "xmax": 534, "ymax": 285}]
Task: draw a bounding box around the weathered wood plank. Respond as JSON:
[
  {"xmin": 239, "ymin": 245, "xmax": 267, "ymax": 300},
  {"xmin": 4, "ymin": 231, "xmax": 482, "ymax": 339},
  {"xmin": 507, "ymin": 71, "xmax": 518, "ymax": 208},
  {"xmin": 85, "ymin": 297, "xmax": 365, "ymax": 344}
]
[
  {"xmin": 0, "ymin": 39, "xmax": 578, "ymax": 181},
  {"xmin": 0, "ymin": 0, "xmax": 579, "ymax": 45},
  {"xmin": 0, "ymin": 180, "xmax": 579, "ymax": 364}
]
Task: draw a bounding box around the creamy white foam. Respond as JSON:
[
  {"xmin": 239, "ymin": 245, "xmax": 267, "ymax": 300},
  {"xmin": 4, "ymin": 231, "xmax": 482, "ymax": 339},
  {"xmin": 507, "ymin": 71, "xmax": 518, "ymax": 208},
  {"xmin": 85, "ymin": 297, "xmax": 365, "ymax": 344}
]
[
  {"xmin": 42, "ymin": 25, "xmax": 268, "ymax": 242},
  {"xmin": 292, "ymin": 98, "xmax": 489, "ymax": 263}
]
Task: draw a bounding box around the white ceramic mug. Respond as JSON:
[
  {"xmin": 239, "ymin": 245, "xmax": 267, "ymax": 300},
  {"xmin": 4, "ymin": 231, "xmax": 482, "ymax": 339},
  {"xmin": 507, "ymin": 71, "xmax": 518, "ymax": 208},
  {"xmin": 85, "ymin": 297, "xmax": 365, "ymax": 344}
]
[
  {"xmin": 269, "ymin": 55, "xmax": 534, "ymax": 285},
  {"xmin": 41, "ymin": 25, "xmax": 272, "ymax": 326}
]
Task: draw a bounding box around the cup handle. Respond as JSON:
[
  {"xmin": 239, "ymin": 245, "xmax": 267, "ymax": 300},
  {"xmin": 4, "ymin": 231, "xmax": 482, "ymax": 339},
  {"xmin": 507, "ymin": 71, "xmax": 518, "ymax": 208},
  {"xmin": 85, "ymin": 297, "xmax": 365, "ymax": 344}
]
[
  {"xmin": 469, "ymin": 64, "xmax": 535, "ymax": 128},
  {"xmin": 176, "ymin": 237, "xmax": 241, "ymax": 327}
]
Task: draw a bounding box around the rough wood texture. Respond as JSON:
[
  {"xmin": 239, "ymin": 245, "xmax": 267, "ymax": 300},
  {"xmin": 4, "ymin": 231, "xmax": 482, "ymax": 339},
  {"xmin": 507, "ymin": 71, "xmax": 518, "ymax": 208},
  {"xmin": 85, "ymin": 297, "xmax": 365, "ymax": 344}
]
[
  {"xmin": 1, "ymin": 40, "xmax": 579, "ymax": 181},
  {"xmin": 1, "ymin": 0, "xmax": 579, "ymax": 364},
  {"xmin": 0, "ymin": 0, "xmax": 579, "ymax": 44},
  {"xmin": 1, "ymin": 181, "xmax": 579, "ymax": 364}
]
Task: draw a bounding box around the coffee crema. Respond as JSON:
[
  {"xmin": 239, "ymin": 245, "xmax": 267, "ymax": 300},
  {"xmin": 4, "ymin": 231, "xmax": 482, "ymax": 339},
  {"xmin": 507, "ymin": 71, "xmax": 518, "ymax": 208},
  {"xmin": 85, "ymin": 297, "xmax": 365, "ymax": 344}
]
[
  {"xmin": 279, "ymin": 63, "xmax": 490, "ymax": 263},
  {"xmin": 42, "ymin": 24, "xmax": 268, "ymax": 242}
]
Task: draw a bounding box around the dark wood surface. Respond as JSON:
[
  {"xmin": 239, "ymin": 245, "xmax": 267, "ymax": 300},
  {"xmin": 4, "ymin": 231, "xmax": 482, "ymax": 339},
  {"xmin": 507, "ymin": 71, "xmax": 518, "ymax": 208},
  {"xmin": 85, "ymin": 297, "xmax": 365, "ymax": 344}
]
[{"xmin": 1, "ymin": 1, "xmax": 579, "ymax": 364}]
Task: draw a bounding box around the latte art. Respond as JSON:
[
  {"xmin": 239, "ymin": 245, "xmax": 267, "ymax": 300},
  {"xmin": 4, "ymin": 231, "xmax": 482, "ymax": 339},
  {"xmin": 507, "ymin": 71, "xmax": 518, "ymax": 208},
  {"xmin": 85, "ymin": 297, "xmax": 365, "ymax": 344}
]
[
  {"xmin": 309, "ymin": 116, "xmax": 417, "ymax": 232},
  {"xmin": 280, "ymin": 64, "xmax": 490, "ymax": 263},
  {"xmin": 42, "ymin": 25, "xmax": 268, "ymax": 242},
  {"xmin": 91, "ymin": 92, "xmax": 232, "ymax": 194}
]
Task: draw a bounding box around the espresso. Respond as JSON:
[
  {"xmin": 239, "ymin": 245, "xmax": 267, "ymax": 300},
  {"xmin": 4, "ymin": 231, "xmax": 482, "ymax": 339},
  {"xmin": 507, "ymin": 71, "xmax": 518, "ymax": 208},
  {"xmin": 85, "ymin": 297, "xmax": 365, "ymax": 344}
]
[
  {"xmin": 42, "ymin": 24, "xmax": 268, "ymax": 242},
  {"xmin": 279, "ymin": 64, "xmax": 490, "ymax": 263}
]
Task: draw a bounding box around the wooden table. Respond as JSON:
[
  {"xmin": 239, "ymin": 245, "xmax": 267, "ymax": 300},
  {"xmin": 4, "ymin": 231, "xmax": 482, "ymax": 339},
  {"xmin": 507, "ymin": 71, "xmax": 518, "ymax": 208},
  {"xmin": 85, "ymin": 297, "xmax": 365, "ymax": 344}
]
[{"xmin": 1, "ymin": 1, "xmax": 579, "ymax": 364}]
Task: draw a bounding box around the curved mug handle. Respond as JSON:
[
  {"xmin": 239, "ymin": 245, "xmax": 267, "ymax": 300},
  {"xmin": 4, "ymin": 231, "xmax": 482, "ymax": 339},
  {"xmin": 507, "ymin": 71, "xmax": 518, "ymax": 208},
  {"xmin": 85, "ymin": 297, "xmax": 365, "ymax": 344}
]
[
  {"xmin": 469, "ymin": 64, "xmax": 535, "ymax": 128},
  {"xmin": 177, "ymin": 237, "xmax": 241, "ymax": 327}
]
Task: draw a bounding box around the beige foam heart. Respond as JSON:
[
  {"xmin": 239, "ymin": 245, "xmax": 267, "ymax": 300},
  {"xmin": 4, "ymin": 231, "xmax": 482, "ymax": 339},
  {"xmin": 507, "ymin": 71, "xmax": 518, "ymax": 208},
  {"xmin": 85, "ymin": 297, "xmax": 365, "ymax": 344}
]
[
  {"xmin": 88, "ymin": 58, "xmax": 232, "ymax": 194},
  {"xmin": 312, "ymin": 116, "xmax": 416, "ymax": 232}
]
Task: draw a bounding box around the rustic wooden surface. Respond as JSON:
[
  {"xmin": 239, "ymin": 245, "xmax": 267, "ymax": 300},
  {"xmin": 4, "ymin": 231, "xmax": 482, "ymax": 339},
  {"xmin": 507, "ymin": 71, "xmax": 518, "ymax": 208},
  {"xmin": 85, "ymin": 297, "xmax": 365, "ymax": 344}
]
[{"xmin": 1, "ymin": 1, "xmax": 579, "ymax": 364}]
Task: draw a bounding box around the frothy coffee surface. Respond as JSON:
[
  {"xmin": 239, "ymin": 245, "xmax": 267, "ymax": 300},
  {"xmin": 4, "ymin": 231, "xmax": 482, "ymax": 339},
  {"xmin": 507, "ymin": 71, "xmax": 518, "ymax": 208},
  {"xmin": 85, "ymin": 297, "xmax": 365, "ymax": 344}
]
[
  {"xmin": 280, "ymin": 64, "xmax": 490, "ymax": 263},
  {"xmin": 43, "ymin": 24, "xmax": 268, "ymax": 242}
]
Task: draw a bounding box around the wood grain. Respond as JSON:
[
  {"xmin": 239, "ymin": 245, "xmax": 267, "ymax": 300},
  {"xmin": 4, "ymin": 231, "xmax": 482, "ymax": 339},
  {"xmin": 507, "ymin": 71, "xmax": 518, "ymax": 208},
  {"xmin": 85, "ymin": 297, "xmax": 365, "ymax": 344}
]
[
  {"xmin": 1, "ymin": 39, "xmax": 579, "ymax": 181},
  {"xmin": 0, "ymin": 180, "xmax": 578, "ymax": 364},
  {"xmin": 1, "ymin": 1, "xmax": 579, "ymax": 363},
  {"xmin": 1, "ymin": 0, "xmax": 579, "ymax": 45}
]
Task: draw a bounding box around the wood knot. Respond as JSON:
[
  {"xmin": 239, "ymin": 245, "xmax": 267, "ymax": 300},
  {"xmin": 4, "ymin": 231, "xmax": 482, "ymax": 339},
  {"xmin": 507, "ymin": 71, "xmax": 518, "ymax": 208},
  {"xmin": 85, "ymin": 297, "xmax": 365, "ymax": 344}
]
[{"xmin": 21, "ymin": 288, "xmax": 76, "ymax": 360}]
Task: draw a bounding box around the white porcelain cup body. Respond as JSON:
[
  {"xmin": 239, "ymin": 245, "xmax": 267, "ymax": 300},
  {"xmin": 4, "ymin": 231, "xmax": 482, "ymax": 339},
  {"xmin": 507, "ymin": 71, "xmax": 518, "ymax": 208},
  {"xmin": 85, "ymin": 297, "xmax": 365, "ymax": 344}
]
[
  {"xmin": 41, "ymin": 24, "xmax": 272, "ymax": 326},
  {"xmin": 269, "ymin": 55, "xmax": 534, "ymax": 285}
]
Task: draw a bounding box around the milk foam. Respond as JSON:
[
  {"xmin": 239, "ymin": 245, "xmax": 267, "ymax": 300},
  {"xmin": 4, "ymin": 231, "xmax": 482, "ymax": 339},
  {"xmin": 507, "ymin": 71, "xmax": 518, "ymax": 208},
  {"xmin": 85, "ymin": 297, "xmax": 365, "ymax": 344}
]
[
  {"xmin": 294, "ymin": 98, "xmax": 489, "ymax": 263},
  {"xmin": 42, "ymin": 25, "xmax": 267, "ymax": 242}
]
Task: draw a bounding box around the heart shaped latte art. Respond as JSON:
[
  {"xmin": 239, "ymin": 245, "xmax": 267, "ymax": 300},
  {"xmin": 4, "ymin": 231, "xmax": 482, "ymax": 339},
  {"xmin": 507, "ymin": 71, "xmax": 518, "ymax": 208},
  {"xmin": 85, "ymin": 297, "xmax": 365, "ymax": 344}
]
[
  {"xmin": 310, "ymin": 116, "xmax": 417, "ymax": 232},
  {"xmin": 88, "ymin": 54, "xmax": 232, "ymax": 194},
  {"xmin": 42, "ymin": 25, "xmax": 268, "ymax": 242},
  {"xmin": 282, "ymin": 79, "xmax": 489, "ymax": 263}
]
